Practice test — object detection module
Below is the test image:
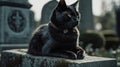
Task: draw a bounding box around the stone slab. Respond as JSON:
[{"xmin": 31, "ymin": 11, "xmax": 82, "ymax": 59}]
[
  {"xmin": 0, "ymin": 0, "xmax": 31, "ymax": 8},
  {"xmin": 0, "ymin": 44, "xmax": 28, "ymax": 50},
  {"xmin": 0, "ymin": 0, "xmax": 28, "ymax": 3},
  {"xmin": 1, "ymin": 49, "xmax": 117, "ymax": 67}
]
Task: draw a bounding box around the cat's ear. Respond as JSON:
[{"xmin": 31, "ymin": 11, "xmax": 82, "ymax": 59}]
[
  {"xmin": 71, "ymin": 1, "xmax": 78, "ymax": 7},
  {"xmin": 56, "ymin": 0, "xmax": 67, "ymax": 11}
]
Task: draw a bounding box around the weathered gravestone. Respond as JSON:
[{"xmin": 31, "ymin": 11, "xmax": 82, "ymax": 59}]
[
  {"xmin": 0, "ymin": 0, "xmax": 34, "ymax": 50},
  {"xmin": 1, "ymin": 49, "xmax": 117, "ymax": 67},
  {"xmin": 115, "ymin": 8, "xmax": 120, "ymax": 38},
  {"xmin": 78, "ymin": 0, "xmax": 94, "ymax": 32},
  {"xmin": 40, "ymin": 0, "xmax": 58, "ymax": 24}
]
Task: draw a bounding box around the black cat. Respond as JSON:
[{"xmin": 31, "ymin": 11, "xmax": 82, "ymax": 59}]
[{"xmin": 27, "ymin": 0, "xmax": 84, "ymax": 59}]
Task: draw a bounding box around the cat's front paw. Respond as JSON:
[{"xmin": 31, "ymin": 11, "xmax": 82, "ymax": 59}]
[
  {"xmin": 77, "ymin": 49, "xmax": 85, "ymax": 59},
  {"xmin": 65, "ymin": 51, "xmax": 77, "ymax": 59}
]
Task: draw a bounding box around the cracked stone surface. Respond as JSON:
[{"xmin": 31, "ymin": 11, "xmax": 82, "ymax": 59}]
[{"xmin": 1, "ymin": 49, "xmax": 117, "ymax": 67}]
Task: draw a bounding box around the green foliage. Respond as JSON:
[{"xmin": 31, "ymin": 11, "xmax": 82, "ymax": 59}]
[
  {"xmin": 101, "ymin": 30, "xmax": 120, "ymax": 50},
  {"xmin": 79, "ymin": 30, "xmax": 105, "ymax": 50}
]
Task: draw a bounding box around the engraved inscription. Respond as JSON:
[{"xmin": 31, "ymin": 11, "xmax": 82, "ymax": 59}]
[{"xmin": 8, "ymin": 10, "xmax": 26, "ymax": 33}]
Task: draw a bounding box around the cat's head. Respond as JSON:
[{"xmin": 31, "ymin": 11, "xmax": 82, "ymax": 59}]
[{"xmin": 51, "ymin": 0, "xmax": 80, "ymax": 30}]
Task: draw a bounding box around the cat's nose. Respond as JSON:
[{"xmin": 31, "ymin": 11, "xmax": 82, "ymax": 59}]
[
  {"xmin": 74, "ymin": 18, "xmax": 78, "ymax": 23},
  {"xmin": 74, "ymin": 21, "xmax": 78, "ymax": 25},
  {"xmin": 72, "ymin": 17, "xmax": 78, "ymax": 22},
  {"xmin": 73, "ymin": 20, "xmax": 78, "ymax": 26}
]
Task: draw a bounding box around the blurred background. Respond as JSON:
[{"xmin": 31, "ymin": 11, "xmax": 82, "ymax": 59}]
[{"xmin": 0, "ymin": 0, "xmax": 120, "ymax": 66}]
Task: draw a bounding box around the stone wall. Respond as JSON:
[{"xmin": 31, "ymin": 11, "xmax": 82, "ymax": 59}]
[{"xmin": 1, "ymin": 49, "xmax": 117, "ymax": 67}]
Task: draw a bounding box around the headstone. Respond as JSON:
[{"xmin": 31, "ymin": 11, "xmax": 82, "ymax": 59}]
[
  {"xmin": 115, "ymin": 8, "xmax": 120, "ymax": 38},
  {"xmin": 1, "ymin": 49, "xmax": 117, "ymax": 67},
  {"xmin": 78, "ymin": 0, "xmax": 95, "ymax": 32},
  {"xmin": 40, "ymin": 0, "xmax": 58, "ymax": 24},
  {"xmin": 0, "ymin": 0, "xmax": 34, "ymax": 50}
]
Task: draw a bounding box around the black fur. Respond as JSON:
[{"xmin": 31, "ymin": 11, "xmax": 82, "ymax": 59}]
[{"xmin": 27, "ymin": 0, "xmax": 84, "ymax": 59}]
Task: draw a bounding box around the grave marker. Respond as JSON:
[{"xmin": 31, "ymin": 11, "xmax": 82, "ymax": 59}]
[{"xmin": 0, "ymin": 0, "xmax": 34, "ymax": 50}]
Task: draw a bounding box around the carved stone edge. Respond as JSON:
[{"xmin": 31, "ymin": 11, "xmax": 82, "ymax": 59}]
[{"xmin": 1, "ymin": 49, "xmax": 118, "ymax": 67}]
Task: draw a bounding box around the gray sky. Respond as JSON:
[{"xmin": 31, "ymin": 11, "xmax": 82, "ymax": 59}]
[{"xmin": 28, "ymin": 0, "xmax": 105, "ymax": 21}]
